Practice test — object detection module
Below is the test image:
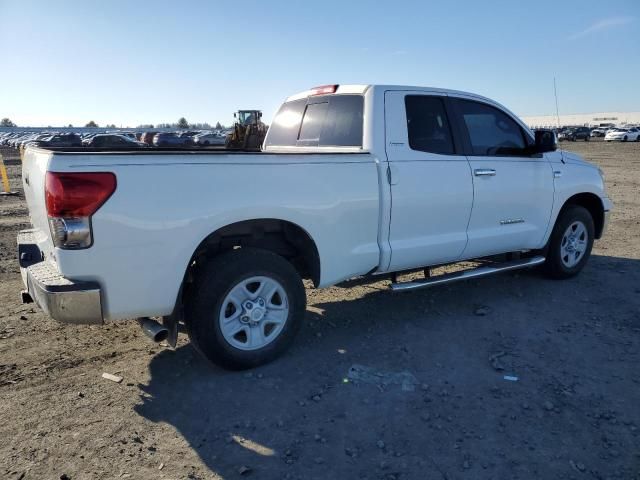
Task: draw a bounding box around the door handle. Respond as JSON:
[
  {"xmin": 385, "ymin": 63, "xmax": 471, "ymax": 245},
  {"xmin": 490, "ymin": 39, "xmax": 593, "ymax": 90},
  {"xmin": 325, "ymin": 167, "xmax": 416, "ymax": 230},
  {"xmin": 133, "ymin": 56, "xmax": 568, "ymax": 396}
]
[{"xmin": 474, "ymin": 169, "xmax": 496, "ymax": 177}]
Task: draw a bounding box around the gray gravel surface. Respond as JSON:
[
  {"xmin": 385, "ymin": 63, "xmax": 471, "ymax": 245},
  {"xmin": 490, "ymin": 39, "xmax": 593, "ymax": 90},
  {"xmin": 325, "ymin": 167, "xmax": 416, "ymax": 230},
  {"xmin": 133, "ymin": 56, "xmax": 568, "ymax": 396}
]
[{"xmin": 1, "ymin": 141, "xmax": 639, "ymax": 479}]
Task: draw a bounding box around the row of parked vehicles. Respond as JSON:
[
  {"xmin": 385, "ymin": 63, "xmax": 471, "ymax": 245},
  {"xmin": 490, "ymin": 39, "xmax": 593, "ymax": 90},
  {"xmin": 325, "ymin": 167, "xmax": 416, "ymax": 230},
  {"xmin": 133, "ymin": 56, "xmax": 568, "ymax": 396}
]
[
  {"xmin": 0, "ymin": 129, "xmax": 229, "ymax": 150},
  {"xmin": 554, "ymin": 125, "xmax": 640, "ymax": 142}
]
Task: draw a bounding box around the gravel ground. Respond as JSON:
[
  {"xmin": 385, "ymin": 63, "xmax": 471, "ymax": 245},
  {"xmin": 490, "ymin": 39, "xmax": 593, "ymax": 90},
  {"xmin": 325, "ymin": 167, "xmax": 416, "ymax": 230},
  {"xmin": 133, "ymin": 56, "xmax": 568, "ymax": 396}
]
[{"xmin": 1, "ymin": 141, "xmax": 639, "ymax": 480}]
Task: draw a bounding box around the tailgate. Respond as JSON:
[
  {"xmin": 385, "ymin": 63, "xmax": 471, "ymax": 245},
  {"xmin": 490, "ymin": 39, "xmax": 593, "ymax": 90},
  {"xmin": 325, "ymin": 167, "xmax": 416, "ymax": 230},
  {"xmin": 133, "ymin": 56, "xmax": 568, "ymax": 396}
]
[{"xmin": 22, "ymin": 147, "xmax": 55, "ymax": 260}]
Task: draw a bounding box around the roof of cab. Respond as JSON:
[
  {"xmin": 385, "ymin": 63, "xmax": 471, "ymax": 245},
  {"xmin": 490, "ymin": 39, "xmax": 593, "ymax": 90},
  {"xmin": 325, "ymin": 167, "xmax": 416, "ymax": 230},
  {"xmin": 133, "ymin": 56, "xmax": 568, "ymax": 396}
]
[
  {"xmin": 285, "ymin": 84, "xmax": 496, "ymax": 104},
  {"xmin": 284, "ymin": 84, "xmax": 529, "ymax": 134}
]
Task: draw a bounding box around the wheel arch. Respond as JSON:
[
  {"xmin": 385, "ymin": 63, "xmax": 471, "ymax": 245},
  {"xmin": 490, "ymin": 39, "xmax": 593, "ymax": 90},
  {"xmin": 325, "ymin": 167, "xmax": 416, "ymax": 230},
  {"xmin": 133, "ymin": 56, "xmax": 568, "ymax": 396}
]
[
  {"xmin": 184, "ymin": 218, "xmax": 321, "ymax": 288},
  {"xmin": 560, "ymin": 192, "xmax": 605, "ymax": 239}
]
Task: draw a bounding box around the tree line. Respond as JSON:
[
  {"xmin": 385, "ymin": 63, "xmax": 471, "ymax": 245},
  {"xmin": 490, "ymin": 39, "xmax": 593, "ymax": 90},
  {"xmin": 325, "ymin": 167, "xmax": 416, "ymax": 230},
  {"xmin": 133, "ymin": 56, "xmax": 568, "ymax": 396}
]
[{"xmin": 1, "ymin": 117, "xmax": 226, "ymax": 130}]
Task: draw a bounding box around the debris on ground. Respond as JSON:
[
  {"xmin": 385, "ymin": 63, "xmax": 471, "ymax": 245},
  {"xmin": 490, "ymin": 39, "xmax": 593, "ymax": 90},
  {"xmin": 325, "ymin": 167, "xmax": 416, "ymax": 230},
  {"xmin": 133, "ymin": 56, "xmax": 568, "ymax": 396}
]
[
  {"xmin": 238, "ymin": 465, "xmax": 252, "ymax": 475},
  {"xmin": 570, "ymin": 460, "xmax": 586, "ymax": 472},
  {"xmin": 474, "ymin": 305, "xmax": 492, "ymax": 316},
  {"xmin": 347, "ymin": 364, "xmax": 419, "ymax": 392},
  {"xmin": 503, "ymin": 375, "xmax": 518, "ymax": 382},
  {"xmin": 489, "ymin": 351, "xmax": 507, "ymax": 371},
  {"xmin": 101, "ymin": 372, "xmax": 123, "ymax": 383}
]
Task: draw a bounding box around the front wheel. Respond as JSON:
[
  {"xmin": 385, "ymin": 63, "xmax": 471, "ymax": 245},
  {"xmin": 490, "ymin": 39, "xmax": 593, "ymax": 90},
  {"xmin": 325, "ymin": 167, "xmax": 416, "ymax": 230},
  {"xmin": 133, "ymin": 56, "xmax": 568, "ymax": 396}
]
[
  {"xmin": 542, "ymin": 205, "xmax": 594, "ymax": 279},
  {"xmin": 185, "ymin": 248, "xmax": 306, "ymax": 370}
]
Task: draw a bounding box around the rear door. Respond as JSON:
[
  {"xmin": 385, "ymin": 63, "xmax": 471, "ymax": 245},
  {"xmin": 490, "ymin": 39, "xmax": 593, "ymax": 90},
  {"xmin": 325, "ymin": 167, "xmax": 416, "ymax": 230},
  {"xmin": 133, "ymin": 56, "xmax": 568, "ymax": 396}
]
[
  {"xmin": 449, "ymin": 96, "xmax": 554, "ymax": 258},
  {"xmin": 384, "ymin": 91, "xmax": 473, "ymax": 271}
]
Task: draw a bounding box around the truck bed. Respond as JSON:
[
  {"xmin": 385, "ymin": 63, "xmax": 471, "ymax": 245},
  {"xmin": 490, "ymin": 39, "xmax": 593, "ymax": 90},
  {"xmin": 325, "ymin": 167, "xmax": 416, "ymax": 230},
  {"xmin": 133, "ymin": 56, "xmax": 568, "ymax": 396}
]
[{"xmin": 21, "ymin": 144, "xmax": 382, "ymax": 321}]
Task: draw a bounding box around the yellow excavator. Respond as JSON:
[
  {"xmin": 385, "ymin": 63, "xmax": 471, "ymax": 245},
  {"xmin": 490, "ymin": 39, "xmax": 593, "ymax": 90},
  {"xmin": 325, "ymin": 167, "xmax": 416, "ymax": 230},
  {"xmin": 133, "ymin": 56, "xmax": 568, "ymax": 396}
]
[{"xmin": 225, "ymin": 110, "xmax": 267, "ymax": 150}]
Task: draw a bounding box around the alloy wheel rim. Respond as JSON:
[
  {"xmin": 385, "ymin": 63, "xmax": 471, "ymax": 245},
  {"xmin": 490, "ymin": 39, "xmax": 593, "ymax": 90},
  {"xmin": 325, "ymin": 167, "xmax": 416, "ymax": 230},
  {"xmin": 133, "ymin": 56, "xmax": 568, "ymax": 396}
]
[
  {"xmin": 560, "ymin": 221, "xmax": 588, "ymax": 268},
  {"xmin": 219, "ymin": 276, "xmax": 289, "ymax": 351}
]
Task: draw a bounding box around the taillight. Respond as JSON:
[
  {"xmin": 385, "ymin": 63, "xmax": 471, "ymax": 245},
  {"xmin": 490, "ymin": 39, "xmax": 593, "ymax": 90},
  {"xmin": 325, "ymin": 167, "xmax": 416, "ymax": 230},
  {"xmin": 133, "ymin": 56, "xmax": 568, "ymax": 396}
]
[
  {"xmin": 45, "ymin": 172, "xmax": 116, "ymax": 249},
  {"xmin": 309, "ymin": 84, "xmax": 338, "ymax": 96}
]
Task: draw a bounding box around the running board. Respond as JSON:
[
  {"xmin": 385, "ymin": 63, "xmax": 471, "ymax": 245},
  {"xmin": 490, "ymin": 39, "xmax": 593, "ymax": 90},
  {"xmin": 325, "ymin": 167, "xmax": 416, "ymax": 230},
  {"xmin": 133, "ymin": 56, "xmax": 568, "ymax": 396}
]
[{"xmin": 390, "ymin": 256, "xmax": 545, "ymax": 292}]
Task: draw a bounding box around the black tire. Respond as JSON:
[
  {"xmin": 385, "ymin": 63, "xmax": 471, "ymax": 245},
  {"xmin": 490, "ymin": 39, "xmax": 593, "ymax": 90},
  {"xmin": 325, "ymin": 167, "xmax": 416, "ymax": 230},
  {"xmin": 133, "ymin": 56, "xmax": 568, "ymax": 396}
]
[
  {"xmin": 584, "ymin": 135, "xmax": 590, "ymax": 142},
  {"xmin": 542, "ymin": 205, "xmax": 595, "ymax": 279},
  {"xmin": 623, "ymin": 136, "xmax": 628, "ymax": 142},
  {"xmin": 185, "ymin": 248, "xmax": 306, "ymax": 370}
]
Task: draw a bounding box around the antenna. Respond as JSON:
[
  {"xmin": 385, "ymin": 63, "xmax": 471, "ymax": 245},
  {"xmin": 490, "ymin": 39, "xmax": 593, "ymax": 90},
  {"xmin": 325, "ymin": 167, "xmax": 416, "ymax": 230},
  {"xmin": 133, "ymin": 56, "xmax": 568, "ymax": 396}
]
[
  {"xmin": 553, "ymin": 77, "xmax": 565, "ymax": 164},
  {"xmin": 553, "ymin": 77, "xmax": 561, "ymax": 128}
]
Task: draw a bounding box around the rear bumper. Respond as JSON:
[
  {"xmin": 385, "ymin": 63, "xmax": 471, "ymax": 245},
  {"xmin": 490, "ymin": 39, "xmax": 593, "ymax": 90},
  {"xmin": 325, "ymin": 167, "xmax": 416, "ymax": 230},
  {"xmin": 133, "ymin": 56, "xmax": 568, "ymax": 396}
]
[{"xmin": 18, "ymin": 230, "xmax": 103, "ymax": 325}]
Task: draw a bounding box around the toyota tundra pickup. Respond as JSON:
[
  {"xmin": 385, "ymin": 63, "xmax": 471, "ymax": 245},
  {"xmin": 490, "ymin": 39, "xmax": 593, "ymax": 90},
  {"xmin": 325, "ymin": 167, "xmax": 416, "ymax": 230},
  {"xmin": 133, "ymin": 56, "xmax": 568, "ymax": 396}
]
[{"xmin": 18, "ymin": 84, "xmax": 612, "ymax": 369}]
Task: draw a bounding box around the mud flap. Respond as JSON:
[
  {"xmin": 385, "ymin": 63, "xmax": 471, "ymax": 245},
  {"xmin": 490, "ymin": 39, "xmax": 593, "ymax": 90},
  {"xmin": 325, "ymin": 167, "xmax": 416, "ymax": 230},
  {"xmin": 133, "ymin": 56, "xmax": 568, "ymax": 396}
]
[{"xmin": 162, "ymin": 312, "xmax": 179, "ymax": 348}]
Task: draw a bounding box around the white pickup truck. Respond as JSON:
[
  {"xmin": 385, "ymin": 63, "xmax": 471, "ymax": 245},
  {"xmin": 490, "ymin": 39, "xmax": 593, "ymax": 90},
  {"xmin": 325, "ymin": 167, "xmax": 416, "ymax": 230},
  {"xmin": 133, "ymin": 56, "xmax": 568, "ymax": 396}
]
[{"xmin": 18, "ymin": 84, "xmax": 611, "ymax": 369}]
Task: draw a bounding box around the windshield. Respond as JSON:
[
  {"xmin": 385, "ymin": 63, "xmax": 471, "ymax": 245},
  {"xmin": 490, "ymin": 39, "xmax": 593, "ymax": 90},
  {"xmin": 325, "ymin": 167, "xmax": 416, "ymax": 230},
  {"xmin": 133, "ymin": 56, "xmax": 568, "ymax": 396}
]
[{"xmin": 237, "ymin": 111, "xmax": 255, "ymax": 125}]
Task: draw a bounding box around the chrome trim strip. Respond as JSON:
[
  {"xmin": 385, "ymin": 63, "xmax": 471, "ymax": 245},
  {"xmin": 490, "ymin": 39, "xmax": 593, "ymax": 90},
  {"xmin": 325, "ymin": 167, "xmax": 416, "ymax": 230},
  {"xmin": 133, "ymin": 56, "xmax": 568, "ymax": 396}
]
[{"xmin": 390, "ymin": 256, "xmax": 545, "ymax": 292}]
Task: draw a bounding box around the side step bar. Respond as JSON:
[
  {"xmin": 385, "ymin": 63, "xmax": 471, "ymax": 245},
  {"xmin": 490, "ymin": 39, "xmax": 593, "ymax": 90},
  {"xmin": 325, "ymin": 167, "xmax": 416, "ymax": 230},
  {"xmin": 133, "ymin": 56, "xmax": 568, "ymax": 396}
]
[{"xmin": 390, "ymin": 256, "xmax": 545, "ymax": 292}]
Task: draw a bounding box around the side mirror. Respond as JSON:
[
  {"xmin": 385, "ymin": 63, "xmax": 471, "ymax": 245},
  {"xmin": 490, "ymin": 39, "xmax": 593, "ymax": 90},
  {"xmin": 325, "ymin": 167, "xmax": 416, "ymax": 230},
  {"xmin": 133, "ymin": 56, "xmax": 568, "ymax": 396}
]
[
  {"xmin": 234, "ymin": 113, "xmax": 237, "ymax": 119},
  {"xmin": 533, "ymin": 129, "xmax": 557, "ymax": 153}
]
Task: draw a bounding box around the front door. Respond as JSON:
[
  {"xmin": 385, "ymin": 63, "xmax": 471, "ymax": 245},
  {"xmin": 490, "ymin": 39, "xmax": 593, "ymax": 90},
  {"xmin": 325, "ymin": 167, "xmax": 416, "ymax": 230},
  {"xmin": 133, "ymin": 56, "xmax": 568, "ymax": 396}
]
[
  {"xmin": 449, "ymin": 97, "xmax": 554, "ymax": 258},
  {"xmin": 384, "ymin": 91, "xmax": 473, "ymax": 272}
]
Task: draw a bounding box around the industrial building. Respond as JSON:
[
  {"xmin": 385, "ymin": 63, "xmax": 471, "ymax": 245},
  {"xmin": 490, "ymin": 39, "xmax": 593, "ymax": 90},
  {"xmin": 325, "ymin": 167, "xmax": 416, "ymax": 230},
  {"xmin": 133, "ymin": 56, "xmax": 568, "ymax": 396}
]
[{"xmin": 521, "ymin": 112, "xmax": 640, "ymax": 129}]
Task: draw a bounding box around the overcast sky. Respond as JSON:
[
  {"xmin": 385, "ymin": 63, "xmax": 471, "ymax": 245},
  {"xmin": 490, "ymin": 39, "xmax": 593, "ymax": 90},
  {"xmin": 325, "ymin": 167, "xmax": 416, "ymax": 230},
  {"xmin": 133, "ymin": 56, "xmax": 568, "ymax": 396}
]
[{"xmin": 1, "ymin": 0, "xmax": 638, "ymax": 127}]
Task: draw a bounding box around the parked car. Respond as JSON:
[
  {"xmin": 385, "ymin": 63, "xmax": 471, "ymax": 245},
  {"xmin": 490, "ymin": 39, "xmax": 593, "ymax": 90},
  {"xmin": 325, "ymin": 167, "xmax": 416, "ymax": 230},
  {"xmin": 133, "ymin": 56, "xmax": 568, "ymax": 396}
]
[
  {"xmin": 153, "ymin": 132, "xmax": 194, "ymax": 147},
  {"xmin": 178, "ymin": 131, "xmax": 201, "ymax": 138},
  {"xmin": 36, "ymin": 133, "xmax": 82, "ymax": 147},
  {"xmin": 605, "ymin": 127, "xmax": 640, "ymax": 142},
  {"xmin": 83, "ymin": 134, "xmax": 147, "ymax": 148},
  {"xmin": 590, "ymin": 128, "xmax": 607, "ymax": 137},
  {"xmin": 140, "ymin": 131, "xmax": 160, "ymax": 145},
  {"xmin": 559, "ymin": 127, "xmax": 590, "ymax": 141},
  {"xmin": 18, "ymin": 84, "xmax": 612, "ymax": 370},
  {"xmin": 194, "ymin": 132, "xmax": 226, "ymax": 146}
]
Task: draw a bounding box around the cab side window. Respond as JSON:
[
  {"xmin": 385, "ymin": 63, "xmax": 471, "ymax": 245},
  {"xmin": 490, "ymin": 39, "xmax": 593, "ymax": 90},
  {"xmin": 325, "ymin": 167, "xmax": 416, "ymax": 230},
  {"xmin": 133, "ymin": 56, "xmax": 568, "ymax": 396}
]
[
  {"xmin": 405, "ymin": 95, "xmax": 455, "ymax": 155},
  {"xmin": 454, "ymin": 99, "xmax": 527, "ymax": 156}
]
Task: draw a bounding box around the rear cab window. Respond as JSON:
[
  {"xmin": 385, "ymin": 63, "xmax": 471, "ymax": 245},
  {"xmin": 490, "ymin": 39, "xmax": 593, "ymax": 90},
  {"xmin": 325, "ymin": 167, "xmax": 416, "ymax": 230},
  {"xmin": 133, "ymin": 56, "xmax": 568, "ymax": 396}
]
[
  {"xmin": 405, "ymin": 95, "xmax": 455, "ymax": 154},
  {"xmin": 265, "ymin": 95, "xmax": 364, "ymax": 148}
]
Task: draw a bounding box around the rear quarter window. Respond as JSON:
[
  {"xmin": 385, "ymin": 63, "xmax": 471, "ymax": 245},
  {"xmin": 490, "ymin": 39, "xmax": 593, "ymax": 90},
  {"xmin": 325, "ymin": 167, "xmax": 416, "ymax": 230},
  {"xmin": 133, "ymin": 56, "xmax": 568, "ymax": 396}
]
[{"xmin": 266, "ymin": 95, "xmax": 364, "ymax": 148}]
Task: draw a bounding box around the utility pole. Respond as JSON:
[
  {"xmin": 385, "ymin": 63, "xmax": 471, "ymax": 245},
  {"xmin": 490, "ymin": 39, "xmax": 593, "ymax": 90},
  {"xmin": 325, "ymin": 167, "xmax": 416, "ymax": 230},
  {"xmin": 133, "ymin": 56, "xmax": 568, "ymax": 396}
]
[{"xmin": 553, "ymin": 77, "xmax": 561, "ymax": 128}]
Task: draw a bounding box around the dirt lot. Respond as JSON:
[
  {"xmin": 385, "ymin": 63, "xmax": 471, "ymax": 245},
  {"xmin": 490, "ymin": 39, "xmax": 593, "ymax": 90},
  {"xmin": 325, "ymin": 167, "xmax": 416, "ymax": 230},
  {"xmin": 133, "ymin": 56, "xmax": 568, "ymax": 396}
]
[{"xmin": 1, "ymin": 141, "xmax": 639, "ymax": 480}]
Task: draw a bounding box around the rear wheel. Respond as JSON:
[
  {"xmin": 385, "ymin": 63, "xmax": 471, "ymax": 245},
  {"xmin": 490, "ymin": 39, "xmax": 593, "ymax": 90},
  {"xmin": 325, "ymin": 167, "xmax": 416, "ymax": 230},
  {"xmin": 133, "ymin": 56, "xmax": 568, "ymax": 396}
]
[
  {"xmin": 543, "ymin": 205, "xmax": 594, "ymax": 279},
  {"xmin": 185, "ymin": 248, "xmax": 306, "ymax": 370}
]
